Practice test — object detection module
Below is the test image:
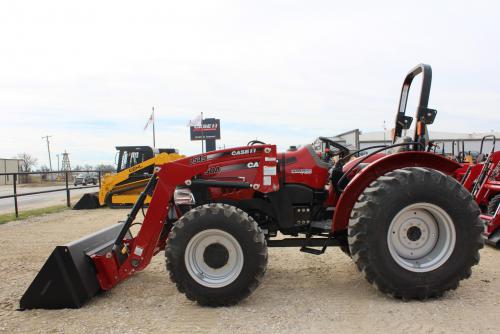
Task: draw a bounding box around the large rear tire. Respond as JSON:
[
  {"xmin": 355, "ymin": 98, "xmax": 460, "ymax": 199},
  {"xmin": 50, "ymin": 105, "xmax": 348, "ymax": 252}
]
[
  {"xmin": 348, "ymin": 167, "xmax": 484, "ymax": 299},
  {"xmin": 166, "ymin": 203, "xmax": 267, "ymax": 306}
]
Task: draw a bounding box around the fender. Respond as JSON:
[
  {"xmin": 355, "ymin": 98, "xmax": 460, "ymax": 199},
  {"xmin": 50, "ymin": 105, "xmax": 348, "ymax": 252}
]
[{"xmin": 331, "ymin": 151, "xmax": 461, "ymax": 232}]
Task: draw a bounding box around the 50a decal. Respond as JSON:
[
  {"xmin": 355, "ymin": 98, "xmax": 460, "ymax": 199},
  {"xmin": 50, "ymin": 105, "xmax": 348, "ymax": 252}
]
[{"xmin": 205, "ymin": 166, "xmax": 221, "ymax": 175}]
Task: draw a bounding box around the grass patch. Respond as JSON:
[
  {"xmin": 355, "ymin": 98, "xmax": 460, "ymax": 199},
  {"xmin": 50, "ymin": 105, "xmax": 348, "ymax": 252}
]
[{"xmin": 0, "ymin": 205, "xmax": 68, "ymax": 224}]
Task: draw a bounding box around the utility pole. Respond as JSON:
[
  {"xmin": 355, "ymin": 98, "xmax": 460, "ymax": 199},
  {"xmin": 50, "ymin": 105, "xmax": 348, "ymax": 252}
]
[
  {"xmin": 42, "ymin": 135, "xmax": 53, "ymax": 171},
  {"xmin": 56, "ymin": 154, "xmax": 60, "ymax": 171},
  {"xmin": 383, "ymin": 120, "xmax": 387, "ymax": 143}
]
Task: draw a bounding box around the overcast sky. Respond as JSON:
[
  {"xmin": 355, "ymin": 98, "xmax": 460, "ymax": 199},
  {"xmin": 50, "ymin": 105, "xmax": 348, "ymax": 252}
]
[{"xmin": 1, "ymin": 0, "xmax": 499, "ymax": 168}]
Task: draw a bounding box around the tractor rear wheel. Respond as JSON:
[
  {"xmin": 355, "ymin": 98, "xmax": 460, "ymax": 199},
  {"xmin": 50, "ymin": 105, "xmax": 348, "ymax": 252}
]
[
  {"xmin": 166, "ymin": 203, "xmax": 267, "ymax": 306},
  {"xmin": 348, "ymin": 167, "xmax": 483, "ymax": 299},
  {"xmin": 487, "ymin": 194, "xmax": 500, "ymax": 215}
]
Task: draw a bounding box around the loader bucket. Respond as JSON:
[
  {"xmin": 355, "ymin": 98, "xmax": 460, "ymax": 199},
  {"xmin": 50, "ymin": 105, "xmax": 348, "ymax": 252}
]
[
  {"xmin": 20, "ymin": 223, "xmax": 128, "ymax": 309},
  {"xmin": 73, "ymin": 192, "xmax": 100, "ymax": 210}
]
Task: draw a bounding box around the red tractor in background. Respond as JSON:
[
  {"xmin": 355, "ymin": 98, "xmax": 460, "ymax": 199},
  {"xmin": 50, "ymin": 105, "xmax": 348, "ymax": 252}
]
[
  {"xmin": 20, "ymin": 64, "xmax": 483, "ymax": 309},
  {"xmin": 458, "ymin": 135, "xmax": 500, "ymax": 246}
]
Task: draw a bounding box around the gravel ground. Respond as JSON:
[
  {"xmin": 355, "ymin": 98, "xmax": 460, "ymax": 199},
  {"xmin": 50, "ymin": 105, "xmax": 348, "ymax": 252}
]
[{"xmin": 0, "ymin": 208, "xmax": 499, "ymax": 334}]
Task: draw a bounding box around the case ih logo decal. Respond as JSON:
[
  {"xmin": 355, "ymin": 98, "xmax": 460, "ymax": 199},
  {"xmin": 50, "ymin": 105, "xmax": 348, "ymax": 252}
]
[
  {"xmin": 231, "ymin": 148, "xmax": 257, "ymax": 156},
  {"xmin": 291, "ymin": 169, "xmax": 312, "ymax": 175}
]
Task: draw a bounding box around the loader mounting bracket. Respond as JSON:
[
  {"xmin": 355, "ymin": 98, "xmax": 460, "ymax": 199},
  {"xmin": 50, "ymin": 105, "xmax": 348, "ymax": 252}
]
[{"xmin": 418, "ymin": 107, "xmax": 437, "ymax": 124}]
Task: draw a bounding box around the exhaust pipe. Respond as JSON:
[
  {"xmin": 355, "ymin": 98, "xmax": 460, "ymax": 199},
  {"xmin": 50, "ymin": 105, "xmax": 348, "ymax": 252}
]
[{"xmin": 20, "ymin": 223, "xmax": 130, "ymax": 309}]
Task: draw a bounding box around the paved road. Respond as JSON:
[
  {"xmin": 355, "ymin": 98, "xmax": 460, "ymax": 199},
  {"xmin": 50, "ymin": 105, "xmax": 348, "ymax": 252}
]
[{"xmin": 0, "ymin": 184, "xmax": 98, "ymax": 214}]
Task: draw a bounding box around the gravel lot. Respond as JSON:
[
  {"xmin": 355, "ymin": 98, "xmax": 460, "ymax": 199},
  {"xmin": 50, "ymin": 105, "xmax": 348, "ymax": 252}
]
[{"xmin": 0, "ymin": 208, "xmax": 499, "ymax": 333}]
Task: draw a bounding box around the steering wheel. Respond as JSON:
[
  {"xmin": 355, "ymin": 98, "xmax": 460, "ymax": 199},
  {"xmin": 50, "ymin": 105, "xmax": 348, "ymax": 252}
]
[
  {"xmin": 318, "ymin": 137, "xmax": 350, "ymax": 159},
  {"xmin": 247, "ymin": 140, "xmax": 266, "ymax": 146}
]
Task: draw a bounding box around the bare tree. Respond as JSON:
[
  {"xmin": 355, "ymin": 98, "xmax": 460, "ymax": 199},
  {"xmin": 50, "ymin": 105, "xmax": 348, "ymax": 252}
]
[
  {"xmin": 18, "ymin": 153, "xmax": 38, "ymax": 172},
  {"xmin": 95, "ymin": 164, "xmax": 115, "ymax": 172},
  {"xmin": 38, "ymin": 165, "xmax": 50, "ymax": 180}
]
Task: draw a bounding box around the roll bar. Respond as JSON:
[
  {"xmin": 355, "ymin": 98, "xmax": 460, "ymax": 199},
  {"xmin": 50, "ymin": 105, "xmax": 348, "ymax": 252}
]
[
  {"xmin": 480, "ymin": 135, "xmax": 496, "ymax": 155},
  {"xmin": 452, "ymin": 140, "xmax": 466, "ymax": 162},
  {"xmin": 392, "ymin": 64, "xmax": 437, "ymax": 150}
]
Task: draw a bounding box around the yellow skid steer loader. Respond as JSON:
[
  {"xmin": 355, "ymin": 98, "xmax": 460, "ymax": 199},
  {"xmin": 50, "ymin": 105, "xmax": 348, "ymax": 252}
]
[{"xmin": 74, "ymin": 146, "xmax": 183, "ymax": 209}]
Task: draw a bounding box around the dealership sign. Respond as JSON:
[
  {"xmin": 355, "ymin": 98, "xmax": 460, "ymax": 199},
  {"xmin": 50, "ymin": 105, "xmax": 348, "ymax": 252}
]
[{"xmin": 190, "ymin": 118, "xmax": 221, "ymax": 141}]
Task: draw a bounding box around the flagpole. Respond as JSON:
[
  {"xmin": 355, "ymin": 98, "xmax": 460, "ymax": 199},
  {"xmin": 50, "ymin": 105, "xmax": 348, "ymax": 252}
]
[
  {"xmin": 383, "ymin": 120, "xmax": 386, "ymax": 143},
  {"xmin": 152, "ymin": 106, "xmax": 156, "ymax": 148},
  {"xmin": 201, "ymin": 112, "xmax": 204, "ymax": 153}
]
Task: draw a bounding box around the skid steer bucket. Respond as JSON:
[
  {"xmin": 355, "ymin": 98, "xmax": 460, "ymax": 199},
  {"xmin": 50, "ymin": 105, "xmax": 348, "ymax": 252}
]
[
  {"xmin": 20, "ymin": 223, "xmax": 129, "ymax": 309},
  {"xmin": 73, "ymin": 192, "xmax": 101, "ymax": 210}
]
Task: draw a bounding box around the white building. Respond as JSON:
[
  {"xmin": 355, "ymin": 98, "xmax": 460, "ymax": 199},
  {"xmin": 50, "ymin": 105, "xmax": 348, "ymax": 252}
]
[
  {"xmin": 334, "ymin": 130, "xmax": 499, "ymax": 155},
  {"xmin": 0, "ymin": 158, "xmax": 22, "ymax": 185}
]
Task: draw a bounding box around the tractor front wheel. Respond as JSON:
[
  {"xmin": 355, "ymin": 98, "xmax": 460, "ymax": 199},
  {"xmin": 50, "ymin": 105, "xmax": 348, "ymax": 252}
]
[
  {"xmin": 166, "ymin": 203, "xmax": 267, "ymax": 306},
  {"xmin": 348, "ymin": 167, "xmax": 484, "ymax": 299}
]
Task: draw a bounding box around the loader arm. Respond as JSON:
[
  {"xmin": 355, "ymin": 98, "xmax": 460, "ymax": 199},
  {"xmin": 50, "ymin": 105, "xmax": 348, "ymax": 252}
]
[
  {"xmin": 471, "ymin": 151, "xmax": 500, "ymax": 206},
  {"xmin": 92, "ymin": 145, "xmax": 279, "ymax": 290}
]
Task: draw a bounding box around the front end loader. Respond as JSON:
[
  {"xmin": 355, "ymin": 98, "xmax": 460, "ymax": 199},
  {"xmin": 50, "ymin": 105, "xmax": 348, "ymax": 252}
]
[
  {"xmin": 73, "ymin": 146, "xmax": 183, "ymax": 209},
  {"xmin": 20, "ymin": 64, "xmax": 483, "ymax": 309},
  {"xmin": 458, "ymin": 135, "xmax": 500, "ymax": 246}
]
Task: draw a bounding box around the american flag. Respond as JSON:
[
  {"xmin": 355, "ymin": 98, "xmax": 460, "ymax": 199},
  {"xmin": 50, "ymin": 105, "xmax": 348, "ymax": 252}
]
[
  {"xmin": 188, "ymin": 113, "xmax": 203, "ymax": 127},
  {"xmin": 144, "ymin": 110, "xmax": 154, "ymax": 130}
]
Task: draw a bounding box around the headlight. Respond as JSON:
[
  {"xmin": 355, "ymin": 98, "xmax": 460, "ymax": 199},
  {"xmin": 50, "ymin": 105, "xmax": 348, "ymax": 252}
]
[{"xmin": 174, "ymin": 188, "xmax": 195, "ymax": 205}]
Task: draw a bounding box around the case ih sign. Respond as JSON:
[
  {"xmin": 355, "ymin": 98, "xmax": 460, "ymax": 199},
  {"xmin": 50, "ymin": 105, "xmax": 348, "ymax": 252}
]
[{"xmin": 190, "ymin": 118, "xmax": 221, "ymax": 141}]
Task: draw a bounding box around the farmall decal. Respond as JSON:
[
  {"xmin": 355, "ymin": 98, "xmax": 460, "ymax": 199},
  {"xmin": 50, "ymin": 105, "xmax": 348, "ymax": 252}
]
[
  {"xmin": 205, "ymin": 166, "xmax": 221, "ymax": 175},
  {"xmin": 291, "ymin": 169, "xmax": 312, "ymax": 175}
]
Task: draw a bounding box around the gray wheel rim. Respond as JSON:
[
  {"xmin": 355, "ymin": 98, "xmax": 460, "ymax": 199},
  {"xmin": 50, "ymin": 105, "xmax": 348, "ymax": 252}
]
[
  {"xmin": 184, "ymin": 229, "xmax": 244, "ymax": 288},
  {"xmin": 387, "ymin": 203, "xmax": 456, "ymax": 272}
]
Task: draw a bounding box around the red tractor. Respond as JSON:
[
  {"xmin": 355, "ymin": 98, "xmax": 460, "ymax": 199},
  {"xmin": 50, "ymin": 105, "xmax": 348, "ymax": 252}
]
[
  {"xmin": 21, "ymin": 64, "xmax": 483, "ymax": 309},
  {"xmin": 458, "ymin": 135, "xmax": 500, "ymax": 246}
]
